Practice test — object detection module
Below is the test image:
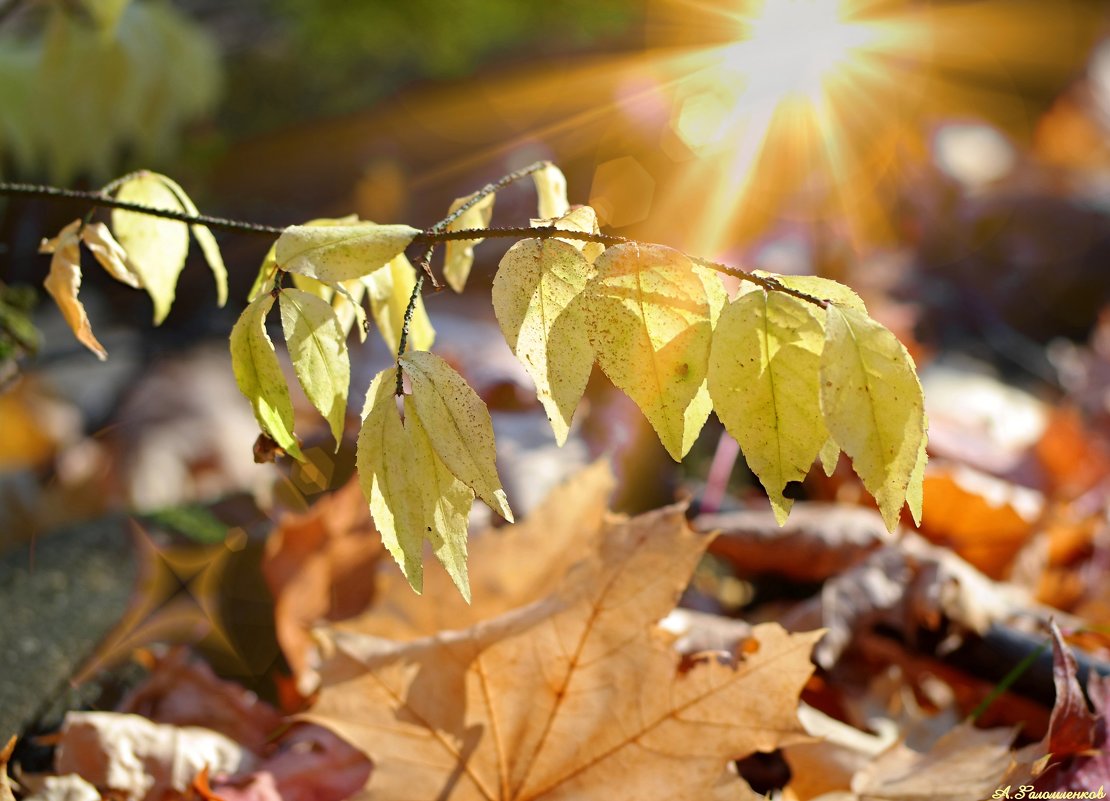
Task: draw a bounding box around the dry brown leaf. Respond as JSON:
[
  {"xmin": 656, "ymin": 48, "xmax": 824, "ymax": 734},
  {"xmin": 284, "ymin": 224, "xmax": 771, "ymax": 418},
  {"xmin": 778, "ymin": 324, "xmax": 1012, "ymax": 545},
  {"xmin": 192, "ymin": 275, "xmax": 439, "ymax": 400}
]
[
  {"xmin": 118, "ymin": 648, "xmax": 284, "ymax": 754},
  {"xmin": 846, "ymin": 724, "xmax": 1015, "ymax": 801},
  {"xmin": 782, "ymin": 526, "xmax": 1032, "ymax": 668},
  {"xmin": 261, "ymin": 479, "xmax": 384, "ymax": 693},
  {"xmin": 336, "ymin": 458, "xmax": 614, "ymax": 643},
  {"xmin": 1045, "ymin": 620, "xmax": 1098, "ymax": 757},
  {"xmin": 698, "ymin": 504, "xmax": 893, "ymax": 583},
  {"xmin": 39, "ymin": 219, "xmax": 107, "ymax": 360},
  {"xmin": 308, "ymin": 505, "xmax": 822, "ymax": 800}
]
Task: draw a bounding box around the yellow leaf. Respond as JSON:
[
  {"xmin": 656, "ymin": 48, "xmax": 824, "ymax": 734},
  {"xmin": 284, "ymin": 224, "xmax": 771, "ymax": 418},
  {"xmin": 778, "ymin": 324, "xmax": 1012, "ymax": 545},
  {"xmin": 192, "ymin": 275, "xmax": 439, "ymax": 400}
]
[
  {"xmin": 443, "ymin": 192, "xmax": 494, "ymax": 293},
  {"xmin": 112, "ymin": 173, "xmax": 189, "ymax": 324},
  {"xmin": 820, "ymin": 306, "xmax": 926, "ymax": 531},
  {"xmin": 818, "ymin": 437, "xmax": 840, "ymax": 477},
  {"xmin": 154, "ymin": 173, "xmax": 227, "ymax": 307},
  {"xmin": 492, "ymin": 237, "xmax": 594, "ymax": 446},
  {"xmin": 586, "ymin": 242, "xmax": 714, "ymax": 461},
  {"xmin": 308, "ymin": 505, "xmax": 820, "ymax": 800},
  {"xmin": 907, "ymin": 418, "xmax": 928, "ymax": 526},
  {"xmin": 279, "ymin": 288, "xmax": 350, "ymax": 447},
  {"xmin": 80, "ymin": 222, "xmax": 140, "ymax": 288},
  {"xmin": 399, "ymin": 350, "xmax": 513, "ymax": 521},
  {"xmin": 274, "ymin": 222, "xmax": 419, "ymax": 284},
  {"xmin": 357, "ymin": 368, "xmax": 426, "ymax": 592},
  {"xmin": 708, "ymin": 290, "xmax": 827, "ymax": 524},
  {"xmin": 39, "ymin": 220, "xmax": 106, "ymax": 360},
  {"xmin": 405, "ymin": 396, "xmax": 473, "ymax": 602},
  {"xmin": 248, "ymin": 216, "xmax": 359, "ymax": 303},
  {"xmin": 532, "ymin": 205, "xmax": 605, "ymax": 264},
  {"xmin": 756, "ymin": 271, "xmax": 866, "ymax": 312},
  {"xmin": 533, "ymin": 162, "xmax": 569, "ymax": 220},
  {"xmin": 229, "ymin": 294, "xmax": 303, "ymax": 461},
  {"xmin": 364, "ymin": 254, "xmax": 434, "ymax": 353}
]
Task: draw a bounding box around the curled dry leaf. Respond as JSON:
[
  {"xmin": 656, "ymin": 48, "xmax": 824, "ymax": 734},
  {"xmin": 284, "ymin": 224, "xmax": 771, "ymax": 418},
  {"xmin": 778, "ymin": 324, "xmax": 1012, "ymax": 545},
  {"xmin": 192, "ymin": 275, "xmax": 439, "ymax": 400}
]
[
  {"xmin": 55, "ymin": 711, "xmax": 254, "ymax": 801},
  {"xmin": 117, "ymin": 647, "xmax": 284, "ymax": 754},
  {"xmin": 308, "ymin": 505, "xmax": 821, "ymax": 800},
  {"xmin": 80, "ymin": 222, "xmax": 141, "ymax": 288},
  {"xmin": 39, "ymin": 219, "xmax": 107, "ymax": 360}
]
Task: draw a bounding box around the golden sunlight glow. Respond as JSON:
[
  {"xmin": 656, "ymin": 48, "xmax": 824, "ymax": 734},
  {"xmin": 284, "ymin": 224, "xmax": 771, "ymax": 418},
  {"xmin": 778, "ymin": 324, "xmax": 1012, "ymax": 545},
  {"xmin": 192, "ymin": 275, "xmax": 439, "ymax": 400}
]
[{"xmin": 655, "ymin": 0, "xmax": 923, "ymax": 253}]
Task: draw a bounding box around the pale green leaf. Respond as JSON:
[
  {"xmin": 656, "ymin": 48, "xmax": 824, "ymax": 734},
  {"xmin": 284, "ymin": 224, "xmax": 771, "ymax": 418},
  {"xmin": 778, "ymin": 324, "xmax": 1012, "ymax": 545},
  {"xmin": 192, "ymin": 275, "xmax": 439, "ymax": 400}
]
[
  {"xmin": 820, "ymin": 305, "xmax": 926, "ymax": 531},
  {"xmin": 533, "ymin": 163, "xmax": 569, "ymax": 220},
  {"xmin": 249, "ymin": 216, "xmax": 360, "ymax": 303},
  {"xmin": 357, "ymin": 368, "xmax": 425, "ymax": 592},
  {"xmin": 585, "ymin": 242, "xmax": 714, "ymax": 461},
  {"xmin": 399, "ymin": 350, "xmax": 513, "ymax": 522},
  {"xmin": 279, "ymin": 288, "xmax": 350, "ymax": 447},
  {"xmin": 532, "ymin": 205, "xmax": 605, "ymax": 264},
  {"xmin": 229, "ymin": 294, "xmax": 303, "ymax": 461},
  {"xmin": 818, "ymin": 438, "xmax": 840, "ymax": 477},
  {"xmin": 365, "ymin": 254, "xmax": 435, "ymax": 353},
  {"xmin": 80, "ymin": 222, "xmax": 141, "ymax": 288},
  {"xmin": 907, "ymin": 418, "xmax": 928, "ymax": 526},
  {"xmin": 274, "ymin": 223, "xmax": 419, "ymax": 284},
  {"xmin": 112, "ymin": 173, "xmax": 189, "ymax": 324},
  {"xmin": 755, "ymin": 271, "xmax": 866, "ymax": 312},
  {"xmin": 154, "ymin": 173, "xmax": 227, "ymax": 307},
  {"xmin": 492, "ymin": 237, "xmax": 593, "ymax": 446},
  {"xmin": 444, "ymin": 192, "xmax": 494, "ymax": 293},
  {"xmin": 708, "ymin": 290, "xmax": 827, "ymax": 524},
  {"xmin": 39, "ymin": 220, "xmax": 106, "ymax": 360},
  {"xmin": 405, "ymin": 396, "xmax": 473, "ymax": 602}
]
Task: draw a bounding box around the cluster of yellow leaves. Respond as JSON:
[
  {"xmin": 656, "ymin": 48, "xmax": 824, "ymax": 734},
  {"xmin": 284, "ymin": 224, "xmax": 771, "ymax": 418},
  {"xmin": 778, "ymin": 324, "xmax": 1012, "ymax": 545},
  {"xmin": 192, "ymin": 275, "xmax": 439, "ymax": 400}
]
[
  {"xmin": 40, "ymin": 162, "xmax": 927, "ymax": 601},
  {"xmin": 308, "ymin": 488, "xmax": 821, "ymax": 801},
  {"xmin": 38, "ymin": 171, "xmax": 226, "ymax": 358},
  {"xmin": 492, "ymin": 230, "xmax": 926, "ymax": 532}
]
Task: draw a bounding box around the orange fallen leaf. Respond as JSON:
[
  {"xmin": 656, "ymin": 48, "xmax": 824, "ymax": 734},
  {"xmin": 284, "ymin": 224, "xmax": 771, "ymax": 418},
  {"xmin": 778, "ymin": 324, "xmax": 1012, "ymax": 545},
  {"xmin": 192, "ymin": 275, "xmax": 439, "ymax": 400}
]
[
  {"xmin": 917, "ymin": 464, "xmax": 1042, "ymax": 578},
  {"xmin": 308, "ymin": 505, "xmax": 821, "ymax": 800}
]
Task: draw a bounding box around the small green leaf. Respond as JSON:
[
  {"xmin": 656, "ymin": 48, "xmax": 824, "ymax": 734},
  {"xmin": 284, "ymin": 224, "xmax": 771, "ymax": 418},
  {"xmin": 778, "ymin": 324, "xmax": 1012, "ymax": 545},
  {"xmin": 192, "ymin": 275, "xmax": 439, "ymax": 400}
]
[
  {"xmin": 112, "ymin": 174, "xmax": 189, "ymax": 324},
  {"xmin": 279, "ymin": 288, "xmax": 350, "ymax": 447},
  {"xmin": 820, "ymin": 305, "xmax": 926, "ymax": 531},
  {"xmin": 357, "ymin": 368, "xmax": 426, "ymax": 592},
  {"xmin": 399, "ymin": 350, "xmax": 513, "ymax": 522},
  {"xmin": 492, "ymin": 237, "xmax": 593, "ymax": 446},
  {"xmin": 708, "ymin": 290, "xmax": 827, "ymax": 524},
  {"xmin": 585, "ymin": 242, "xmax": 714, "ymax": 461},
  {"xmin": 275, "ymin": 223, "xmax": 419, "ymax": 284},
  {"xmin": 444, "ymin": 192, "xmax": 494, "ymax": 293},
  {"xmin": 230, "ymin": 294, "xmax": 303, "ymax": 461}
]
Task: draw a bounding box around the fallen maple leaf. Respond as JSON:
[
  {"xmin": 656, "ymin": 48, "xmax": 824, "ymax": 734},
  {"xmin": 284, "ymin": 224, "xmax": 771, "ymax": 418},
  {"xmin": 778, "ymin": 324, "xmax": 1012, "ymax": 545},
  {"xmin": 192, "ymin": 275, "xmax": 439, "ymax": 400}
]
[
  {"xmin": 307, "ymin": 505, "xmax": 821, "ymax": 800},
  {"xmin": 337, "ymin": 458, "xmax": 614, "ymax": 644}
]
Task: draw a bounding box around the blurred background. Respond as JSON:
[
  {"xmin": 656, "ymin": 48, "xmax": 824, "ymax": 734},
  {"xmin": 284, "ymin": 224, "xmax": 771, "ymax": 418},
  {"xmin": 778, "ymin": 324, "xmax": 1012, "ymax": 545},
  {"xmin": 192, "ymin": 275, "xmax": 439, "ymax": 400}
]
[{"xmin": 5, "ymin": 0, "xmax": 1110, "ymax": 728}]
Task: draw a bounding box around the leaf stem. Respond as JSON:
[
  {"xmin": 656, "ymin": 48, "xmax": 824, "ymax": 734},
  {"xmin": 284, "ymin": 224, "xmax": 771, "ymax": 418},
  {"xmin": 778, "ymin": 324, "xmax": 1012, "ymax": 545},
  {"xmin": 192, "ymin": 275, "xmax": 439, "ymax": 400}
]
[{"xmin": 395, "ymin": 274, "xmax": 425, "ymax": 395}]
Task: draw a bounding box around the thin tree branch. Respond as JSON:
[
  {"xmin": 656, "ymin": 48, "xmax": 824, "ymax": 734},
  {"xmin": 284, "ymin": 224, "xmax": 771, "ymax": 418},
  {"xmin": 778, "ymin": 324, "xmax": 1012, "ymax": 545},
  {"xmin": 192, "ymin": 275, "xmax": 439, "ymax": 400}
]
[{"xmin": 0, "ymin": 179, "xmax": 829, "ymax": 309}]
